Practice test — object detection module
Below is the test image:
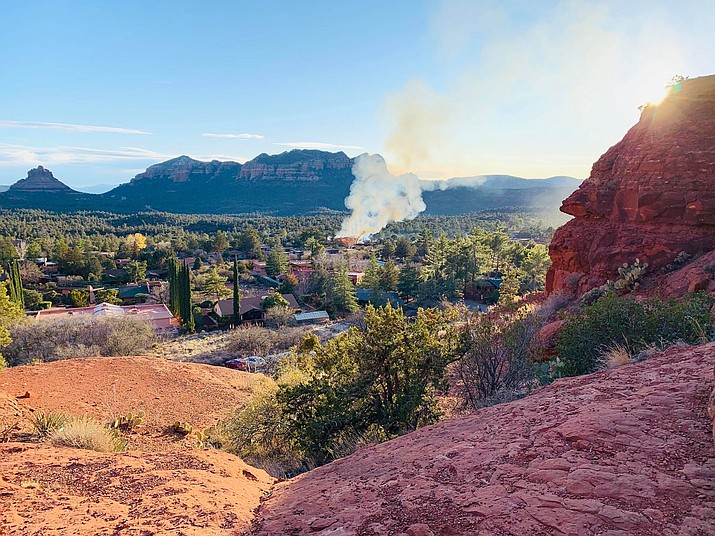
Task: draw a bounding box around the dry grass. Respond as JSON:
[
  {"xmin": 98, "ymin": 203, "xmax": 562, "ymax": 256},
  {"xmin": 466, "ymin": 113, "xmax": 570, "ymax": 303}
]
[
  {"xmin": 600, "ymin": 344, "xmax": 633, "ymax": 369},
  {"xmin": 51, "ymin": 416, "xmax": 126, "ymax": 453}
]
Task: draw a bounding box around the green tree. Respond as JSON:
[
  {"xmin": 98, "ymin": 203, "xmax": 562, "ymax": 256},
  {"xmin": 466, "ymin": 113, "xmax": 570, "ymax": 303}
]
[
  {"xmin": 360, "ymin": 254, "xmax": 382, "ymax": 289},
  {"xmin": 381, "ymin": 239, "xmax": 396, "ymax": 260},
  {"xmin": 0, "ymin": 281, "xmax": 23, "ymax": 369},
  {"xmin": 497, "ymin": 268, "xmax": 520, "ymax": 308},
  {"xmin": 0, "ymin": 238, "xmax": 17, "ymax": 264},
  {"xmin": 394, "ymin": 236, "xmax": 416, "ymax": 260},
  {"xmin": 69, "ymin": 289, "xmax": 90, "ymax": 308},
  {"xmin": 262, "ymin": 292, "xmax": 289, "ymax": 309},
  {"xmin": 379, "ymin": 261, "xmax": 400, "ymax": 292},
  {"xmin": 95, "ymin": 289, "xmax": 122, "ymax": 305},
  {"xmin": 237, "ymin": 227, "xmax": 262, "ymax": 258},
  {"xmin": 193, "ymin": 257, "xmax": 202, "ymax": 271},
  {"xmin": 126, "ymin": 260, "xmax": 147, "ymax": 283},
  {"xmin": 305, "ymin": 236, "xmax": 325, "ymax": 258},
  {"xmin": 212, "ymin": 230, "xmax": 229, "ymax": 253},
  {"xmin": 397, "ymin": 263, "xmax": 420, "ymax": 301},
  {"xmin": 204, "ymin": 267, "xmax": 231, "ymax": 302},
  {"xmin": 266, "ymin": 241, "xmax": 289, "ymax": 277},
  {"xmin": 232, "ymin": 257, "xmax": 241, "ymax": 328},
  {"xmin": 327, "ymin": 265, "xmax": 358, "ymax": 313},
  {"xmin": 5, "ymin": 261, "xmax": 24, "ymax": 308},
  {"xmin": 521, "ymin": 244, "xmax": 551, "ymax": 291}
]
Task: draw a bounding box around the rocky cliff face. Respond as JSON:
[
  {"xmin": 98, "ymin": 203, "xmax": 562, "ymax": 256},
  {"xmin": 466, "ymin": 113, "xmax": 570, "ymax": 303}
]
[
  {"xmin": 238, "ymin": 150, "xmax": 353, "ymax": 181},
  {"xmin": 8, "ymin": 166, "xmax": 74, "ymax": 192},
  {"xmin": 129, "ymin": 155, "xmax": 242, "ymax": 184},
  {"xmin": 547, "ymin": 75, "xmax": 715, "ymax": 294}
]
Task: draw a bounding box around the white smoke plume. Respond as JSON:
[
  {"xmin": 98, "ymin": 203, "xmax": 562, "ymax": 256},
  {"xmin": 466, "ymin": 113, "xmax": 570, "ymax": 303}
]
[{"xmin": 337, "ymin": 154, "xmax": 429, "ymax": 240}]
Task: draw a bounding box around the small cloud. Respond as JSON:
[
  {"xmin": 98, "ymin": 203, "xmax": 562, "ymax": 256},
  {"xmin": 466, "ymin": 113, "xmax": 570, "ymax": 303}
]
[
  {"xmin": 0, "ymin": 120, "xmax": 151, "ymax": 135},
  {"xmin": 190, "ymin": 154, "xmax": 248, "ymax": 163},
  {"xmin": 275, "ymin": 141, "xmax": 364, "ymax": 151},
  {"xmin": 0, "ymin": 144, "xmax": 170, "ymax": 167},
  {"xmin": 202, "ymin": 132, "xmax": 265, "ymax": 139}
]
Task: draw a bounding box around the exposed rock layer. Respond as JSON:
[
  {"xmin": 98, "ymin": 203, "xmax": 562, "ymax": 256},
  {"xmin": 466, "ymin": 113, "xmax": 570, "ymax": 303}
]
[
  {"xmin": 8, "ymin": 166, "xmax": 74, "ymax": 192},
  {"xmin": 547, "ymin": 75, "xmax": 715, "ymax": 294},
  {"xmin": 251, "ymin": 344, "xmax": 715, "ymax": 535}
]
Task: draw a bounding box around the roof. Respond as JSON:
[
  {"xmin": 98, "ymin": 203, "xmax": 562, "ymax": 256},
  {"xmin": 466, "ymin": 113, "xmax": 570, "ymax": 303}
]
[
  {"xmin": 214, "ymin": 293, "xmax": 301, "ymax": 317},
  {"xmin": 294, "ymin": 311, "xmax": 330, "ymax": 322},
  {"xmin": 36, "ymin": 303, "xmax": 176, "ymax": 323},
  {"xmin": 118, "ymin": 284, "xmax": 150, "ymax": 299},
  {"xmin": 356, "ymin": 288, "xmax": 404, "ymax": 306}
]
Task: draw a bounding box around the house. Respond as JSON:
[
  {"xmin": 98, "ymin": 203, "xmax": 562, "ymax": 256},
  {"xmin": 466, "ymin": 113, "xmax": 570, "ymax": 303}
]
[
  {"xmin": 465, "ymin": 278, "xmax": 503, "ymax": 301},
  {"xmin": 347, "ymin": 271, "xmax": 364, "ymax": 285},
  {"xmin": 294, "ymin": 311, "xmax": 330, "ymax": 324},
  {"xmin": 117, "ymin": 281, "xmax": 162, "ymax": 304},
  {"xmin": 36, "ymin": 302, "xmax": 179, "ymax": 331},
  {"xmin": 356, "ymin": 288, "xmax": 404, "ymax": 307},
  {"xmin": 102, "ymin": 268, "xmax": 128, "ymax": 282},
  {"xmin": 213, "ymin": 293, "xmax": 301, "ymax": 324}
]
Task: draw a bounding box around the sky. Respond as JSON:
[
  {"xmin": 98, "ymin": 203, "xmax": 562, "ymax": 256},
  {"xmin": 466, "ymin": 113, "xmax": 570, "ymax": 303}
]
[{"xmin": 0, "ymin": 0, "xmax": 713, "ymax": 189}]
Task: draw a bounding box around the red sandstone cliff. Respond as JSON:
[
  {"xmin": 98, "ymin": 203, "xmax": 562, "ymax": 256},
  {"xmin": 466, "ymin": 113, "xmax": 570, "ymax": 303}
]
[{"xmin": 547, "ymin": 75, "xmax": 715, "ymax": 294}]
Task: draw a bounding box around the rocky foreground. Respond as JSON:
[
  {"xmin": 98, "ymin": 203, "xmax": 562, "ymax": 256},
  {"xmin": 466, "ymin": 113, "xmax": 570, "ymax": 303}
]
[{"xmin": 251, "ymin": 344, "xmax": 715, "ymax": 535}]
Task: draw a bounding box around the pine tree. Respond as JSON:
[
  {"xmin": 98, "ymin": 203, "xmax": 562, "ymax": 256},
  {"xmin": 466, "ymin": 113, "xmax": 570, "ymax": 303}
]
[
  {"xmin": 232, "ymin": 257, "xmax": 241, "ymax": 328},
  {"xmin": 360, "ymin": 254, "xmax": 382, "ymax": 289},
  {"xmin": 265, "ymin": 240, "xmax": 288, "ymax": 277},
  {"xmin": 328, "ymin": 265, "xmax": 358, "ymax": 313},
  {"xmin": 379, "ymin": 261, "xmax": 400, "ymax": 291},
  {"xmin": 397, "ymin": 263, "xmax": 420, "ymax": 301}
]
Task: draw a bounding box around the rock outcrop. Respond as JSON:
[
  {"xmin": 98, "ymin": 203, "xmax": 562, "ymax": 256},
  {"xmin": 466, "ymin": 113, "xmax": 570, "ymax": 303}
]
[
  {"xmin": 239, "ymin": 150, "xmax": 353, "ymax": 181},
  {"xmin": 7, "ymin": 166, "xmax": 75, "ymax": 192},
  {"xmin": 251, "ymin": 344, "xmax": 715, "ymax": 535},
  {"xmin": 129, "ymin": 155, "xmax": 242, "ymax": 184},
  {"xmin": 547, "ymin": 75, "xmax": 715, "ymax": 294}
]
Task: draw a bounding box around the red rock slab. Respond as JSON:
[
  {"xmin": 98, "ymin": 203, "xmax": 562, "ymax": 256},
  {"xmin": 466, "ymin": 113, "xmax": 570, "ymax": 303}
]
[{"xmin": 250, "ymin": 343, "xmax": 715, "ymax": 535}]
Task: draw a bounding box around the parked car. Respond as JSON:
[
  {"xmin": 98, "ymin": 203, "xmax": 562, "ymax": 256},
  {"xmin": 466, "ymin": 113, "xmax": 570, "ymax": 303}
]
[{"xmin": 224, "ymin": 356, "xmax": 264, "ymax": 372}]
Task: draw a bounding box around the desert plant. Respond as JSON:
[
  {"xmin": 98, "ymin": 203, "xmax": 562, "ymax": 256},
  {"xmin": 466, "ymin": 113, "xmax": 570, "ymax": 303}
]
[
  {"xmin": 51, "ymin": 416, "xmax": 126, "ymax": 453},
  {"xmin": 28, "ymin": 411, "xmax": 70, "ymax": 439},
  {"xmin": 263, "ymin": 306, "xmax": 296, "ymax": 329},
  {"xmin": 172, "ymin": 421, "xmax": 193, "ymax": 435},
  {"xmin": 599, "ymin": 343, "xmax": 633, "ymax": 369},
  {"xmin": 109, "ymin": 410, "xmax": 145, "ymax": 432}
]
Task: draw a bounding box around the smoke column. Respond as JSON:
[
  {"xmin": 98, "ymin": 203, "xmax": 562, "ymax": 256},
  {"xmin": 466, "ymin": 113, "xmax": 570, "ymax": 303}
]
[{"xmin": 336, "ymin": 153, "xmax": 428, "ymax": 240}]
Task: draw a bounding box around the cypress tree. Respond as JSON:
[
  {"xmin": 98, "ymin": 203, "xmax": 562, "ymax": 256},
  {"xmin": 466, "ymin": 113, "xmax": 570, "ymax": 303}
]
[
  {"xmin": 232, "ymin": 256, "xmax": 241, "ymax": 328},
  {"xmin": 181, "ymin": 263, "xmax": 194, "ymax": 332},
  {"xmin": 5, "ymin": 261, "xmax": 24, "ymax": 308}
]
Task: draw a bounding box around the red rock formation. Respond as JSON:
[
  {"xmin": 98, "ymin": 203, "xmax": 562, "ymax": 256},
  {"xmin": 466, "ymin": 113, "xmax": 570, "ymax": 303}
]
[
  {"xmin": 250, "ymin": 344, "xmax": 715, "ymax": 535},
  {"xmin": 547, "ymin": 75, "xmax": 715, "ymax": 294},
  {"xmin": 8, "ymin": 166, "xmax": 74, "ymax": 192}
]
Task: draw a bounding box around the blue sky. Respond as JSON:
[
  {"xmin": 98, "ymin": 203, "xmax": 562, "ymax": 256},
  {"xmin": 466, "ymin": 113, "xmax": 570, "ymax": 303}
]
[{"xmin": 1, "ymin": 0, "xmax": 713, "ymax": 189}]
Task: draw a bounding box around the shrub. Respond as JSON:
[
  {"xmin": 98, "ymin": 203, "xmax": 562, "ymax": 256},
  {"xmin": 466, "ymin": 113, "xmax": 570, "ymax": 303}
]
[
  {"xmin": 4, "ymin": 315, "xmax": 157, "ymax": 366},
  {"xmin": 28, "ymin": 411, "xmax": 70, "ymax": 439},
  {"xmin": 556, "ymin": 293, "xmax": 713, "ymax": 376},
  {"xmin": 51, "ymin": 416, "xmax": 126, "ymax": 452},
  {"xmin": 223, "ymin": 325, "xmax": 306, "ymax": 358},
  {"xmin": 264, "ymin": 306, "xmax": 296, "ymax": 329},
  {"xmin": 457, "ymin": 311, "xmax": 540, "ymax": 409},
  {"xmin": 225, "ymin": 305, "xmax": 457, "ymax": 475}
]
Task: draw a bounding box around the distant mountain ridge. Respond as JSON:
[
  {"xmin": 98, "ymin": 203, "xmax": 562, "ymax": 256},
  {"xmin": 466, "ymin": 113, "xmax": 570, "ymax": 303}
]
[{"xmin": 0, "ymin": 150, "xmax": 581, "ymax": 215}]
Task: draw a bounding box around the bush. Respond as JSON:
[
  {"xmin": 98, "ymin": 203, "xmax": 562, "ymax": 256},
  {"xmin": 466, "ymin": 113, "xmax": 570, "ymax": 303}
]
[
  {"xmin": 223, "ymin": 325, "xmax": 306, "ymax": 358},
  {"xmin": 457, "ymin": 311, "xmax": 540, "ymax": 409},
  {"xmin": 51, "ymin": 416, "xmax": 126, "ymax": 452},
  {"xmin": 556, "ymin": 293, "xmax": 713, "ymax": 376},
  {"xmin": 4, "ymin": 315, "xmax": 157, "ymax": 366},
  {"xmin": 263, "ymin": 306, "xmax": 296, "ymax": 329},
  {"xmin": 224, "ymin": 305, "xmax": 457, "ymax": 475}
]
